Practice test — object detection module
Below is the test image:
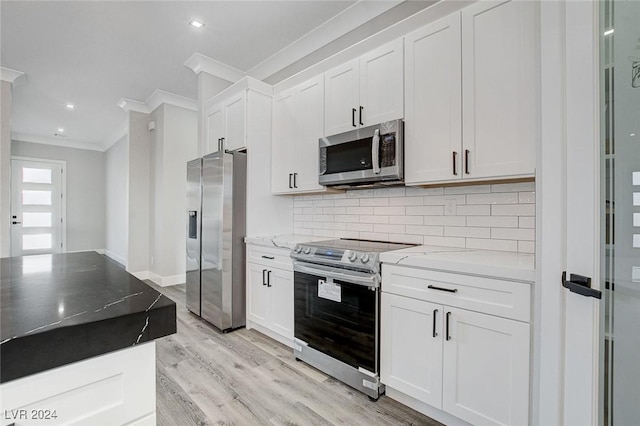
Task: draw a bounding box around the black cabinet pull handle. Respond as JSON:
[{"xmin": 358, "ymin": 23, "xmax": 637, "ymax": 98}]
[
  {"xmin": 428, "ymin": 284, "xmax": 458, "ymax": 293},
  {"xmin": 452, "ymin": 151, "xmax": 458, "ymax": 176},
  {"xmin": 288, "ymin": 173, "xmax": 293, "ymax": 189},
  {"xmin": 562, "ymin": 271, "xmax": 601, "ymax": 299},
  {"xmin": 359, "ymin": 106, "xmax": 364, "ymax": 125},
  {"xmin": 464, "ymin": 149, "xmax": 470, "ymax": 174},
  {"xmin": 446, "ymin": 312, "xmax": 452, "ymax": 341},
  {"xmin": 267, "ymin": 270, "xmax": 272, "ymax": 287},
  {"xmin": 352, "ymin": 108, "xmax": 357, "ymax": 127},
  {"xmin": 12, "ymin": 221, "xmax": 21, "ymax": 225},
  {"xmin": 293, "ymin": 172, "xmax": 298, "ymax": 188},
  {"xmin": 432, "ymin": 309, "xmax": 438, "ymax": 338},
  {"xmin": 261, "ymin": 255, "xmax": 275, "ymax": 260},
  {"xmin": 262, "ymin": 269, "xmax": 267, "ymax": 286}
]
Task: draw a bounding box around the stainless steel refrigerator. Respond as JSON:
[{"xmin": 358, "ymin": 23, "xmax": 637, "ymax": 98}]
[{"xmin": 186, "ymin": 150, "xmax": 246, "ymax": 332}]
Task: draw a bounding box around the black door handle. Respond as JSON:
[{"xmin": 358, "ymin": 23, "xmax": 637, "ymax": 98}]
[
  {"xmin": 293, "ymin": 173, "xmax": 298, "ymax": 188},
  {"xmin": 428, "ymin": 285, "xmax": 458, "ymax": 293},
  {"xmin": 464, "ymin": 149, "xmax": 470, "ymax": 174},
  {"xmin": 452, "ymin": 151, "xmax": 458, "ymax": 176},
  {"xmin": 12, "ymin": 221, "xmax": 21, "ymax": 225},
  {"xmin": 352, "ymin": 108, "xmax": 357, "ymax": 127},
  {"xmin": 262, "ymin": 269, "xmax": 267, "ymax": 286},
  {"xmin": 432, "ymin": 309, "xmax": 438, "ymax": 338},
  {"xmin": 446, "ymin": 312, "xmax": 452, "ymax": 341},
  {"xmin": 267, "ymin": 270, "xmax": 272, "ymax": 287},
  {"xmin": 359, "ymin": 106, "xmax": 364, "ymax": 125},
  {"xmin": 288, "ymin": 173, "xmax": 293, "ymax": 189},
  {"xmin": 562, "ymin": 271, "xmax": 601, "ymax": 299}
]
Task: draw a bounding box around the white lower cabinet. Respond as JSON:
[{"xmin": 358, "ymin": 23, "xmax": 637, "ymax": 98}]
[
  {"xmin": 246, "ymin": 246, "xmax": 294, "ymax": 347},
  {"xmin": 381, "ymin": 266, "xmax": 531, "ymax": 426}
]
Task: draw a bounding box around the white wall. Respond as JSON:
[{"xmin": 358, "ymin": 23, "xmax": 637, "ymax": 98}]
[
  {"xmin": 0, "ymin": 81, "xmax": 11, "ymax": 257},
  {"xmin": 148, "ymin": 104, "xmax": 197, "ymax": 284},
  {"xmin": 105, "ymin": 135, "xmax": 128, "ymax": 265},
  {"xmin": 11, "ymin": 140, "xmax": 106, "ymax": 252}
]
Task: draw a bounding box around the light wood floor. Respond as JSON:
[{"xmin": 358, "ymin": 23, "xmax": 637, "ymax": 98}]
[{"xmin": 147, "ymin": 282, "xmax": 442, "ymax": 426}]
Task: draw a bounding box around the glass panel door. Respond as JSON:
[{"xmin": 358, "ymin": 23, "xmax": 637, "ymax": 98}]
[
  {"xmin": 600, "ymin": 1, "xmax": 640, "ymax": 424},
  {"xmin": 10, "ymin": 159, "xmax": 64, "ymax": 256}
]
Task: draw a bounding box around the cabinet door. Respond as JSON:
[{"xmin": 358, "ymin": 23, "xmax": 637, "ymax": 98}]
[
  {"xmin": 247, "ymin": 263, "xmax": 270, "ymax": 326},
  {"xmin": 461, "ymin": 0, "xmax": 536, "ymax": 179},
  {"xmin": 224, "ymin": 91, "xmax": 247, "ymax": 151},
  {"xmin": 268, "ymin": 268, "xmax": 294, "ymax": 340},
  {"xmin": 324, "ymin": 59, "xmax": 359, "ymax": 136},
  {"xmin": 381, "ymin": 293, "xmax": 443, "ymax": 408},
  {"xmin": 359, "ymin": 38, "xmax": 404, "ymax": 127},
  {"xmin": 405, "ymin": 14, "xmax": 462, "ymax": 185},
  {"xmin": 206, "ymin": 102, "xmax": 225, "ymax": 155},
  {"xmin": 294, "ymin": 75, "xmax": 325, "ymax": 192},
  {"xmin": 442, "ymin": 307, "xmax": 530, "ymax": 426},
  {"xmin": 271, "ymin": 89, "xmax": 296, "ymax": 194}
]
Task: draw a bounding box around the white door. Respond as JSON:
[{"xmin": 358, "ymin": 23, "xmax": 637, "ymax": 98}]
[
  {"xmin": 206, "ymin": 102, "xmax": 225, "ymax": 155},
  {"xmin": 271, "ymin": 89, "xmax": 296, "ymax": 194},
  {"xmin": 380, "ymin": 293, "xmax": 443, "ymax": 408},
  {"xmin": 442, "ymin": 307, "xmax": 530, "ymax": 426},
  {"xmin": 247, "ymin": 263, "xmax": 269, "ymax": 325},
  {"xmin": 224, "ymin": 91, "xmax": 246, "ymax": 151},
  {"xmin": 10, "ymin": 159, "xmax": 65, "ymax": 256},
  {"xmin": 294, "ymin": 75, "xmax": 324, "ymax": 192},
  {"xmin": 404, "ymin": 13, "xmax": 462, "ymax": 185},
  {"xmin": 461, "ymin": 0, "xmax": 536, "ymax": 179},
  {"xmin": 269, "ymin": 268, "xmax": 294, "ymax": 340},
  {"xmin": 324, "ymin": 59, "xmax": 359, "ymax": 136},
  {"xmin": 359, "ymin": 38, "xmax": 404, "ymax": 127}
]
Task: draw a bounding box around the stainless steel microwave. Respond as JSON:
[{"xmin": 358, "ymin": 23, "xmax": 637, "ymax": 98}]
[{"xmin": 319, "ymin": 119, "xmax": 404, "ymax": 187}]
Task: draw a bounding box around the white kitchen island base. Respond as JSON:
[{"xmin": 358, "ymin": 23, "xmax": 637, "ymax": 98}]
[{"xmin": 0, "ymin": 342, "xmax": 156, "ymax": 426}]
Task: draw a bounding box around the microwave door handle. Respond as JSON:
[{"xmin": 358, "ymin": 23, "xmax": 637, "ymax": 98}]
[{"xmin": 372, "ymin": 128, "xmax": 381, "ymax": 174}]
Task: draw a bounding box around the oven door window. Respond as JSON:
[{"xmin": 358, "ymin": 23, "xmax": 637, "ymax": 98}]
[
  {"xmin": 294, "ymin": 271, "xmax": 376, "ymax": 373},
  {"xmin": 325, "ymin": 138, "xmax": 373, "ymax": 174}
]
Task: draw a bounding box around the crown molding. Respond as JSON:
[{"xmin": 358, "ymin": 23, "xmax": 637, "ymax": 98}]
[
  {"xmin": 184, "ymin": 52, "xmax": 246, "ymax": 83},
  {"xmin": 204, "ymin": 76, "xmax": 273, "ymax": 110},
  {"xmin": 247, "ymin": 0, "xmax": 402, "ymax": 81},
  {"xmin": 0, "ymin": 67, "xmax": 25, "ymax": 84},
  {"xmin": 12, "ymin": 133, "xmax": 105, "ymax": 152},
  {"xmin": 102, "ymin": 122, "xmax": 128, "ymax": 151},
  {"xmin": 117, "ymin": 89, "xmax": 197, "ymax": 115}
]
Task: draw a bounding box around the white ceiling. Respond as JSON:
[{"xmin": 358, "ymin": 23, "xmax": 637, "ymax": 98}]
[{"xmin": 1, "ymin": 1, "xmax": 427, "ymax": 151}]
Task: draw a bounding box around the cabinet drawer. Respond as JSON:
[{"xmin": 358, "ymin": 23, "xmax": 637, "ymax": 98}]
[
  {"xmin": 382, "ymin": 264, "xmax": 530, "ymax": 322},
  {"xmin": 247, "ymin": 245, "xmax": 292, "ymax": 271}
]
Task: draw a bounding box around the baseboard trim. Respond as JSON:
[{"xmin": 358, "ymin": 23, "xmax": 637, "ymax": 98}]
[
  {"xmin": 103, "ymin": 249, "xmax": 127, "ymax": 266},
  {"xmin": 246, "ymin": 321, "xmax": 294, "ymax": 349},
  {"xmin": 66, "ymin": 248, "xmax": 106, "ymax": 255},
  {"xmin": 128, "ymin": 270, "xmax": 150, "ymax": 280},
  {"xmin": 384, "ymin": 387, "xmax": 473, "ymax": 426},
  {"xmin": 147, "ymin": 271, "xmax": 186, "ymax": 287}
]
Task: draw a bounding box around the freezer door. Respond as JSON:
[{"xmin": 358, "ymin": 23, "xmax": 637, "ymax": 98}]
[{"xmin": 186, "ymin": 158, "xmax": 202, "ymax": 316}]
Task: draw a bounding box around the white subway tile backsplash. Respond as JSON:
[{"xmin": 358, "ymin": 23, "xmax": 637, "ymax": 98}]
[
  {"xmin": 291, "ymin": 182, "xmax": 536, "ymax": 253},
  {"xmin": 374, "ymin": 224, "xmax": 405, "ymax": 234},
  {"xmin": 360, "ymin": 198, "xmax": 389, "ymax": 206},
  {"xmin": 445, "ymin": 226, "xmax": 491, "ymax": 239},
  {"xmin": 406, "ymin": 205, "xmax": 445, "ymax": 216},
  {"xmin": 423, "ymin": 236, "xmax": 466, "ymax": 248},
  {"xmin": 360, "ymin": 215, "xmax": 389, "ymax": 224},
  {"xmin": 466, "ymin": 192, "xmax": 519, "ymax": 205},
  {"xmin": 491, "ymin": 228, "xmax": 535, "ymax": 241},
  {"xmin": 466, "ymin": 238, "xmax": 518, "ymax": 252},
  {"xmin": 491, "ymin": 204, "xmax": 535, "ymax": 216},
  {"xmin": 406, "ymin": 225, "xmax": 444, "ymax": 236},
  {"xmin": 389, "ymin": 215, "xmax": 423, "ymax": 225}
]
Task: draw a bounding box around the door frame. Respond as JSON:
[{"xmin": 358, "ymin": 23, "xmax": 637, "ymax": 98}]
[
  {"xmin": 10, "ymin": 156, "xmax": 67, "ymax": 255},
  {"xmin": 535, "ymin": 1, "xmax": 601, "ymax": 425}
]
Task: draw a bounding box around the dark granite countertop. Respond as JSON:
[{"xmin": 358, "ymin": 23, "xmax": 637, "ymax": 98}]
[{"xmin": 0, "ymin": 251, "xmax": 176, "ymax": 383}]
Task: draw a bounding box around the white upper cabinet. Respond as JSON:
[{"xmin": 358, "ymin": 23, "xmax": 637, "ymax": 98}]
[
  {"xmin": 224, "ymin": 91, "xmax": 247, "ymax": 152},
  {"xmin": 324, "ymin": 39, "xmax": 403, "ymax": 136},
  {"xmin": 461, "ymin": 0, "xmax": 536, "ymax": 179},
  {"xmin": 405, "ymin": 14, "xmax": 462, "ymax": 184},
  {"xmin": 405, "ymin": 1, "xmax": 536, "ymax": 185},
  {"xmin": 271, "ymin": 75, "xmax": 326, "ymax": 194},
  {"xmin": 206, "ymin": 102, "xmax": 225, "ymax": 154}
]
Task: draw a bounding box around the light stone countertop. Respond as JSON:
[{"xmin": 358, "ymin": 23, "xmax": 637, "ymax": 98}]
[
  {"xmin": 380, "ymin": 245, "xmax": 535, "ymax": 282},
  {"xmin": 244, "ymin": 234, "xmax": 331, "ymax": 250}
]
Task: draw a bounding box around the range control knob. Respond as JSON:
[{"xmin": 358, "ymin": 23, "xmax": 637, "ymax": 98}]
[
  {"xmin": 348, "ymin": 251, "xmax": 358, "ymax": 262},
  {"xmin": 294, "ymin": 246, "xmax": 302, "ymax": 253},
  {"xmin": 360, "ymin": 253, "xmax": 370, "ymax": 263},
  {"xmin": 303, "ymin": 247, "xmax": 311, "ymax": 254}
]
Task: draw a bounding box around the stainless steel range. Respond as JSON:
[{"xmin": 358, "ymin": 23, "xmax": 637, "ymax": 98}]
[{"xmin": 290, "ymin": 238, "xmax": 414, "ymax": 400}]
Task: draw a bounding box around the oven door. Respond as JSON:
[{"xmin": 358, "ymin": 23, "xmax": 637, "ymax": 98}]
[{"xmin": 293, "ymin": 261, "xmax": 379, "ymax": 374}]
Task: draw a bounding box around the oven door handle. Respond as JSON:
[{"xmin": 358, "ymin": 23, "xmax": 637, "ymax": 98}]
[
  {"xmin": 372, "ymin": 128, "xmax": 381, "ymax": 175},
  {"xmin": 293, "ymin": 261, "xmax": 380, "ymax": 288}
]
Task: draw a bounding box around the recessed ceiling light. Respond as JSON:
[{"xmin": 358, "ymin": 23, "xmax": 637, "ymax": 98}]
[
  {"xmin": 604, "ymin": 29, "xmax": 614, "ymax": 36},
  {"xmin": 65, "ymin": 103, "xmax": 75, "ymax": 110},
  {"xmin": 189, "ymin": 20, "xmax": 204, "ymax": 29},
  {"xmin": 57, "ymin": 128, "xmax": 64, "ymax": 133}
]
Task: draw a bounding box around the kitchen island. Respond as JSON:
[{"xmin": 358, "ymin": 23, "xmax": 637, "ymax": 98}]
[{"xmin": 0, "ymin": 251, "xmax": 176, "ymax": 425}]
